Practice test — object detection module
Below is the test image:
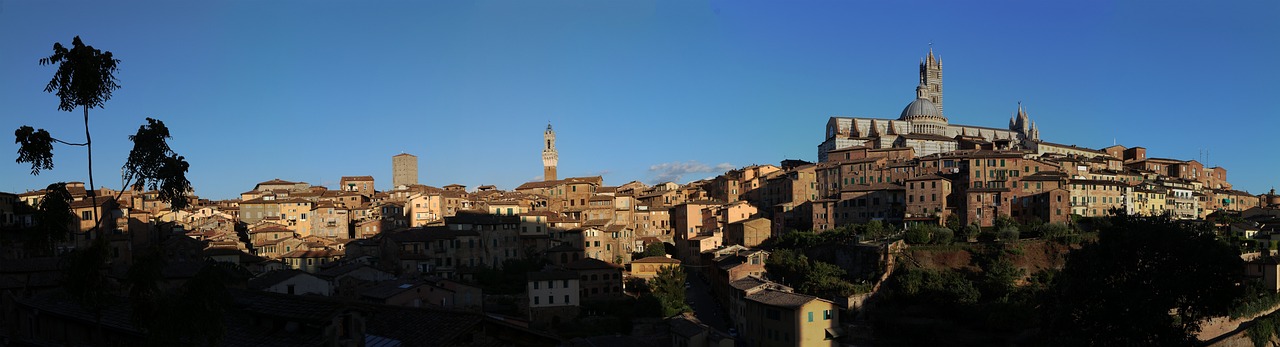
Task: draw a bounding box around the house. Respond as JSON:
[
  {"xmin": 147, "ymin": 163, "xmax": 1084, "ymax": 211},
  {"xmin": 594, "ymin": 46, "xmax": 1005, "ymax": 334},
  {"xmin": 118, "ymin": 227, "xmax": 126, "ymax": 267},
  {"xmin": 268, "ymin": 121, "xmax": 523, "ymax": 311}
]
[
  {"xmin": 724, "ymin": 217, "xmax": 771, "ymax": 248},
  {"xmin": 527, "ymin": 270, "xmax": 581, "ymax": 326},
  {"xmin": 360, "ymin": 280, "xmax": 433, "ymax": 307},
  {"xmin": 339, "ymin": 176, "xmax": 375, "ymax": 196},
  {"xmin": 743, "ymin": 289, "xmax": 841, "ymax": 347},
  {"xmin": 564, "ymin": 258, "xmax": 625, "ymax": 301},
  {"xmin": 248, "ymin": 269, "xmax": 333, "ymax": 296},
  {"xmin": 281, "ymin": 249, "xmax": 344, "ymax": 273},
  {"xmin": 670, "ymin": 314, "xmax": 735, "ymax": 347},
  {"xmin": 315, "ymin": 263, "xmax": 395, "ymax": 298}
]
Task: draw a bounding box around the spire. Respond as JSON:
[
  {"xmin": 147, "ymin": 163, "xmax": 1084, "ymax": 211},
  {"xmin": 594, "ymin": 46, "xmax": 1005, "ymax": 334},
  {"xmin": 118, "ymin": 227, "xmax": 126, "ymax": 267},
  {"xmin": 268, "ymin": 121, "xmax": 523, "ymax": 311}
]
[
  {"xmin": 927, "ymin": 42, "xmax": 935, "ymax": 64},
  {"xmin": 916, "ymin": 85, "xmax": 927, "ymax": 99}
]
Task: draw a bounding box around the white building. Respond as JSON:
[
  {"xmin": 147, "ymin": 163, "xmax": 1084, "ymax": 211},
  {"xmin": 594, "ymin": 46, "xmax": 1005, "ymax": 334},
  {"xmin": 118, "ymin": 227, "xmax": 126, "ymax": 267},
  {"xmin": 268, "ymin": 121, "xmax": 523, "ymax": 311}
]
[{"xmin": 527, "ymin": 270, "xmax": 580, "ymax": 308}]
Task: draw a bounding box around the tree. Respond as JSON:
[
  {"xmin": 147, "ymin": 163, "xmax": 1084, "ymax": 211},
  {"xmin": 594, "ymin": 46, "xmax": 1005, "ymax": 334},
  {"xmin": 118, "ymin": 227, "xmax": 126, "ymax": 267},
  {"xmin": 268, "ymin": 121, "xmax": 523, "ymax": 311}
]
[
  {"xmin": 932, "ymin": 228, "xmax": 954, "ymax": 245},
  {"xmin": 23, "ymin": 36, "xmax": 121, "ymax": 236},
  {"xmin": 27, "ymin": 183, "xmax": 74, "ymax": 255},
  {"xmin": 1043, "ymin": 215, "xmax": 1243, "ymax": 346},
  {"xmin": 649, "ymin": 266, "xmax": 688, "ymax": 316},
  {"xmin": 15, "ymin": 37, "xmax": 192, "ymax": 242},
  {"xmin": 861, "ymin": 220, "xmax": 887, "ymax": 240},
  {"xmin": 642, "ymin": 242, "xmax": 666, "ymax": 257},
  {"xmin": 905, "ymin": 224, "xmax": 932, "ymax": 245}
]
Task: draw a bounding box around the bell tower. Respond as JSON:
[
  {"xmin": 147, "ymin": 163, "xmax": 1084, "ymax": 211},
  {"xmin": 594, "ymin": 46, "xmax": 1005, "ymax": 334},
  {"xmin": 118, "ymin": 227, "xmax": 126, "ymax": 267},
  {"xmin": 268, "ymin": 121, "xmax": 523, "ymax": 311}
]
[
  {"xmin": 919, "ymin": 46, "xmax": 943, "ymax": 115},
  {"xmin": 542, "ymin": 123, "xmax": 558, "ymax": 181}
]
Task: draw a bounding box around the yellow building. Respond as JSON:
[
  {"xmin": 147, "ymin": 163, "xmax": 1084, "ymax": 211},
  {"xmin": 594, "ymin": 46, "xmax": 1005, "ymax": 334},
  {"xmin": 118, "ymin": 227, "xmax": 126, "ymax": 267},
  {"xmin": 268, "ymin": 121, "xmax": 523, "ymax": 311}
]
[
  {"xmin": 1132, "ymin": 187, "xmax": 1168, "ymax": 217},
  {"xmin": 743, "ymin": 289, "xmax": 840, "ymax": 347},
  {"xmin": 629, "ymin": 256, "xmax": 681, "ymax": 280}
]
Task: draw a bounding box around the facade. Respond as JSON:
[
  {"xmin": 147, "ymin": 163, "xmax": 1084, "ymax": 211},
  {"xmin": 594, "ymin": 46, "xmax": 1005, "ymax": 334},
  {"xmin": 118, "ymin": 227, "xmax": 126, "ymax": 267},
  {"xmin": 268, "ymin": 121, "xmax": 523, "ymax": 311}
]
[
  {"xmin": 564, "ymin": 257, "xmax": 625, "ymax": 301},
  {"xmin": 527, "ymin": 270, "xmax": 580, "ymax": 308},
  {"xmin": 630, "ymin": 256, "xmax": 681, "ymax": 280},
  {"xmin": 248, "ymin": 269, "xmax": 333, "ymax": 296},
  {"xmin": 725, "ymin": 217, "xmax": 771, "ymax": 248},
  {"xmin": 743, "ymin": 289, "xmax": 840, "ymax": 347},
  {"xmin": 339, "ymin": 176, "xmax": 375, "ymax": 196},
  {"xmin": 392, "ymin": 153, "xmax": 418, "ymax": 188}
]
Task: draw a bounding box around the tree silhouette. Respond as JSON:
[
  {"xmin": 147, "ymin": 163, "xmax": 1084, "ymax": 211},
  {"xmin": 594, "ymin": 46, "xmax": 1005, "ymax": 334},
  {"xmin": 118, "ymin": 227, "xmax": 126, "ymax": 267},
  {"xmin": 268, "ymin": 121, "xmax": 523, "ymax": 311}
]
[
  {"xmin": 24, "ymin": 36, "xmax": 121, "ymax": 239},
  {"xmin": 1043, "ymin": 214, "xmax": 1242, "ymax": 346},
  {"xmin": 14, "ymin": 36, "xmax": 192, "ymax": 245}
]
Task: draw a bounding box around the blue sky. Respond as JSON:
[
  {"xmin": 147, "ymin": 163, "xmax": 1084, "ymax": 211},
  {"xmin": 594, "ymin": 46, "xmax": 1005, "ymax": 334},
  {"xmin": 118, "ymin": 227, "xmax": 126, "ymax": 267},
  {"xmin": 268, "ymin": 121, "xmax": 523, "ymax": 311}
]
[{"xmin": 2, "ymin": 0, "xmax": 1277, "ymax": 200}]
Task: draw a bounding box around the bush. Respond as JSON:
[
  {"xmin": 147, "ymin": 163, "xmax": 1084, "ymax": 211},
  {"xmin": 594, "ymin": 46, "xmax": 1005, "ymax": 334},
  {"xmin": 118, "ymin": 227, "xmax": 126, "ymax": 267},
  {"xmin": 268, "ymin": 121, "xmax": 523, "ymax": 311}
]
[
  {"xmin": 997, "ymin": 226, "xmax": 1020, "ymax": 241},
  {"xmin": 932, "ymin": 228, "xmax": 954, "ymax": 245},
  {"xmin": 1033, "ymin": 222, "xmax": 1072, "ymax": 240},
  {"xmin": 905, "ymin": 225, "xmax": 932, "ymax": 245},
  {"xmin": 957, "ymin": 224, "xmax": 979, "ymax": 242}
]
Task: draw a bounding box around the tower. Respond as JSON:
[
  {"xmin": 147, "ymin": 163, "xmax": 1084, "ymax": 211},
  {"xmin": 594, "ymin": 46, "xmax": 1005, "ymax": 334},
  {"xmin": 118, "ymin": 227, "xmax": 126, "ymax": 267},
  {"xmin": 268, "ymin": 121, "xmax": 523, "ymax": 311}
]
[
  {"xmin": 392, "ymin": 153, "xmax": 418, "ymax": 187},
  {"xmin": 542, "ymin": 124, "xmax": 558, "ymax": 181},
  {"xmin": 919, "ymin": 46, "xmax": 943, "ymax": 115}
]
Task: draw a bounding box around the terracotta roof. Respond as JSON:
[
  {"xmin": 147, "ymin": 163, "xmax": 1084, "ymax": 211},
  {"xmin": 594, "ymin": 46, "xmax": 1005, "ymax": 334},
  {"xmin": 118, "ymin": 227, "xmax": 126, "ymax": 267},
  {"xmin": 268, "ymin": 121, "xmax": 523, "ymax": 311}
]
[
  {"xmin": 280, "ymin": 249, "xmax": 343, "ymax": 258},
  {"xmin": 341, "ymin": 176, "xmax": 374, "ymax": 181},
  {"xmin": 564, "ymin": 257, "xmax": 624, "ymax": 270},
  {"xmin": 729, "ymin": 275, "xmax": 772, "ymax": 291}
]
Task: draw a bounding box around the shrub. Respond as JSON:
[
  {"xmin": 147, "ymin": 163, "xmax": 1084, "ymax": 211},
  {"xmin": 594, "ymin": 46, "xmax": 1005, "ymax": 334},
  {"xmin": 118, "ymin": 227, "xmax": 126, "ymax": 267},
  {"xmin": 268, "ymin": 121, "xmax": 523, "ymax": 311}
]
[
  {"xmin": 905, "ymin": 225, "xmax": 932, "ymax": 245},
  {"xmin": 957, "ymin": 224, "xmax": 980, "ymax": 242},
  {"xmin": 932, "ymin": 228, "xmax": 954, "ymax": 245},
  {"xmin": 997, "ymin": 226, "xmax": 1020, "ymax": 241}
]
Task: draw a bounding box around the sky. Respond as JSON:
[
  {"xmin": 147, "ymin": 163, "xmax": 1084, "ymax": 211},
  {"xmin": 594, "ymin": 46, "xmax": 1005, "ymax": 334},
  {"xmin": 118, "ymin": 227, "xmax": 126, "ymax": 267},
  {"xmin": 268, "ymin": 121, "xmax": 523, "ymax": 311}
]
[{"xmin": 2, "ymin": 0, "xmax": 1278, "ymax": 200}]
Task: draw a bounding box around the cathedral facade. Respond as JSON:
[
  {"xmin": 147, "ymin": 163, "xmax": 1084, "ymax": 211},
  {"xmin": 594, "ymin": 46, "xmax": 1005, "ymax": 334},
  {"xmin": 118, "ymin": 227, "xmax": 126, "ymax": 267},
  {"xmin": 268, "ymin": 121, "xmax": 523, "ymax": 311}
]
[{"xmin": 818, "ymin": 48, "xmax": 1041, "ymax": 161}]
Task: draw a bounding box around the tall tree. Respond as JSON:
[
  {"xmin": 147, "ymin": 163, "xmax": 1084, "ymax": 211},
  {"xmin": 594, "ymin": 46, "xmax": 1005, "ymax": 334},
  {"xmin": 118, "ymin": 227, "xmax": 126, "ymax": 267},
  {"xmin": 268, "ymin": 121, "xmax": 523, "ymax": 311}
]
[
  {"xmin": 31, "ymin": 36, "xmax": 121, "ymax": 239},
  {"xmin": 15, "ymin": 37, "xmax": 193, "ymax": 240},
  {"xmin": 1043, "ymin": 214, "xmax": 1242, "ymax": 346},
  {"xmin": 649, "ymin": 265, "xmax": 688, "ymax": 316}
]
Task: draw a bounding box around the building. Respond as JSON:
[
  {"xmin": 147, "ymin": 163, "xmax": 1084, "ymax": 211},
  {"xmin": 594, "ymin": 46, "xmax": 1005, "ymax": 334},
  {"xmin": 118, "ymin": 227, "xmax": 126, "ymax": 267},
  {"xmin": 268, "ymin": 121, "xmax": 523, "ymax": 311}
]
[
  {"xmin": 542, "ymin": 124, "xmax": 559, "ymax": 181},
  {"xmin": 743, "ymin": 289, "xmax": 841, "ymax": 347},
  {"xmin": 248, "ymin": 269, "xmax": 333, "ymax": 296},
  {"xmin": 527, "ymin": 270, "xmax": 580, "ymax": 326},
  {"xmin": 393, "ymin": 153, "xmax": 418, "ymax": 188},
  {"xmin": 630, "ymin": 256, "xmax": 681, "ymax": 280},
  {"xmin": 818, "ymin": 48, "xmax": 1040, "ymax": 161},
  {"xmin": 564, "ymin": 257, "xmax": 625, "ymax": 301},
  {"xmin": 339, "ymin": 176, "xmax": 375, "ymax": 196}
]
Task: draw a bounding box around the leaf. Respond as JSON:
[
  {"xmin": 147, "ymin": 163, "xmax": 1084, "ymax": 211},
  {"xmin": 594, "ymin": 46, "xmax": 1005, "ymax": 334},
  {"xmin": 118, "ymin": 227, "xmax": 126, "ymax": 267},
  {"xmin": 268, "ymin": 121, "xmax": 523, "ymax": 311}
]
[
  {"xmin": 123, "ymin": 118, "xmax": 192, "ymax": 211},
  {"xmin": 14, "ymin": 126, "xmax": 55, "ymax": 174}
]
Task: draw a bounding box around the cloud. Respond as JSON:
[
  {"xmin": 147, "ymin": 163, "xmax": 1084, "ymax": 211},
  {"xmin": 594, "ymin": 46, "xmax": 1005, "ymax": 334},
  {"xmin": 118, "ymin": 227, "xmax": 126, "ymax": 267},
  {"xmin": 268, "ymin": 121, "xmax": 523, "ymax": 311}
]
[{"xmin": 648, "ymin": 160, "xmax": 733, "ymax": 184}]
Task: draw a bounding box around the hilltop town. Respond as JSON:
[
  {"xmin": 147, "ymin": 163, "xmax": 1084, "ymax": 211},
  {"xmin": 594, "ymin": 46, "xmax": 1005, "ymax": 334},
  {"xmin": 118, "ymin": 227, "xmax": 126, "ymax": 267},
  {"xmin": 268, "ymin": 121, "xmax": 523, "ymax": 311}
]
[{"xmin": 3, "ymin": 49, "xmax": 1280, "ymax": 346}]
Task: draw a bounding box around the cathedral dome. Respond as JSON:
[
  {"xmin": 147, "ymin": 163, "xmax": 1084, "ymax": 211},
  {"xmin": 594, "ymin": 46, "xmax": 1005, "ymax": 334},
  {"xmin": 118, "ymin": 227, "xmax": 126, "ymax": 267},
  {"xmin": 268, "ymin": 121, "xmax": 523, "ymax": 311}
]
[{"xmin": 899, "ymin": 97, "xmax": 943, "ymax": 121}]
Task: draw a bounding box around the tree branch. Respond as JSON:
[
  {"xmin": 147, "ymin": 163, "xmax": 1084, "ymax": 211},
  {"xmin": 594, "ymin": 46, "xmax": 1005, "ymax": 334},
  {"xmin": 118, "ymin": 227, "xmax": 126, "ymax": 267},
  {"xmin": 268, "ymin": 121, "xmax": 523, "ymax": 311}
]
[{"xmin": 52, "ymin": 137, "xmax": 88, "ymax": 146}]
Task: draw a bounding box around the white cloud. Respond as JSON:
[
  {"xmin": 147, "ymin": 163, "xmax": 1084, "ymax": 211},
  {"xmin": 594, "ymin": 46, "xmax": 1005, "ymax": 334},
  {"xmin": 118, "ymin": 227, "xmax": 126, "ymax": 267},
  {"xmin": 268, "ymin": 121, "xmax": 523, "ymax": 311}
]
[{"xmin": 648, "ymin": 160, "xmax": 733, "ymax": 184}]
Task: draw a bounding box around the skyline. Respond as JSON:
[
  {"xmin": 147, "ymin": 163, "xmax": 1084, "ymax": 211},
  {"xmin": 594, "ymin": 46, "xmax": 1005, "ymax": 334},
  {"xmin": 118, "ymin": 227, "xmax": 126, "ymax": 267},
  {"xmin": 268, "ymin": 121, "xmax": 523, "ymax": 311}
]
[{"xmin": 2, "ymin": 1, "xmax": 1278, "ymax": 200}]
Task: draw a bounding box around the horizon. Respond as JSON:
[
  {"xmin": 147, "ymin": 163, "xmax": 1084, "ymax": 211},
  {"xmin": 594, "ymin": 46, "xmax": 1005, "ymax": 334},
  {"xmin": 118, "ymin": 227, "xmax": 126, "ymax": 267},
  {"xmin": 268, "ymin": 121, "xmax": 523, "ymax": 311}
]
[{"xmin": 3, "ymin": 1, "xmax": 1278, "ymax": 200}]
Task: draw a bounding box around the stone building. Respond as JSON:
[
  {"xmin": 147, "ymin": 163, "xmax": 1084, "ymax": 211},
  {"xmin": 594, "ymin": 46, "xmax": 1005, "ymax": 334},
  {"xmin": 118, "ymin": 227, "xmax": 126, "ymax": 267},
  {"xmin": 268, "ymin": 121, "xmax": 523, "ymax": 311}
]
[
  {"xmin": 818, "ymin": 48, "xmax": 1041, "ymax": 161},
  {"xmin": 543, "ymin": 123, "xmax": 559, "ymax": 181},
  {"xmin": 392, "ymin": 153, "xmax": 418, "ymax": 188}
]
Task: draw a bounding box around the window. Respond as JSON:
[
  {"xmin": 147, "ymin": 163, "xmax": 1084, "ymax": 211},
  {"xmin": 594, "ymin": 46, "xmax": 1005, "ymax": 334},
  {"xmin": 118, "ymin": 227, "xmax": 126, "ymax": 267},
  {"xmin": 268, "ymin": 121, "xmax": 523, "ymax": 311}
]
[
  {"xmin": 534, "ymin": 281, "xmax": 539, "ymax": 289},
  {"xmin": 534, "ymin": 296, "xmax": 540, "ymax": 305},
  {"xmin": 824, "ymin": 309, "xmax": 832, "ymax": 320},
  {"xmin": 808, "ymin": 311, "xmax": 814, "ymax": 322},
  {"xmin": 565, "ymin": 295, "xmax": 570, "ymax": 303},
  {"xmin": 549, "ymin": 280, "xmax": 554, "ymax": 289},
  {"xmin": 81, "ymin": 211, "xmax": 91, "ymax": 220},
  {"xmin": 549, "ymin": 296, "xmax": 554, "ymax": 304}
]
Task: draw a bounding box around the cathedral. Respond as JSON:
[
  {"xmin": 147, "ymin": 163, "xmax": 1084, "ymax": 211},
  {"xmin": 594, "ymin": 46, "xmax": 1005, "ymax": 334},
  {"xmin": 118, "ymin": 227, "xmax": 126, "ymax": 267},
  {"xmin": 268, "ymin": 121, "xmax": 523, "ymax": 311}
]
[{"xmin": 818, "ymin": 48, "xmax": 1042, "ymax": 161}]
